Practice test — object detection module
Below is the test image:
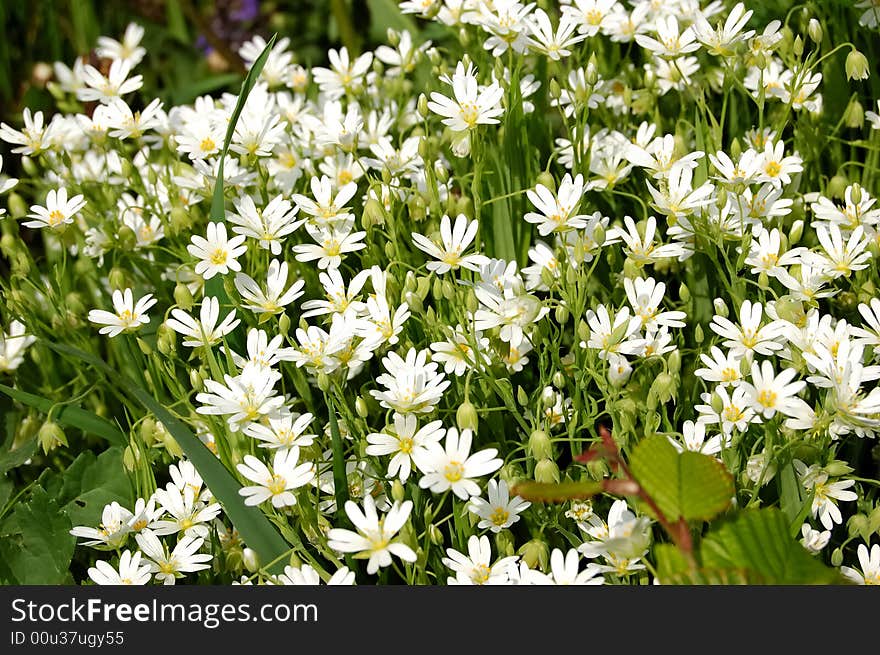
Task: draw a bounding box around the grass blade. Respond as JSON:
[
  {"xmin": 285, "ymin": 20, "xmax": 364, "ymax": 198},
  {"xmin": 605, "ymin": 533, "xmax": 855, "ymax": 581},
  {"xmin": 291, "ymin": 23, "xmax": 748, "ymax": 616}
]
[
  {"xmin": 204, "ymin": 33, "xmax": 278, "ymax": 350},
  {"xmin": 42, "ymin": 341, "xmax": 291, "ymax": 574},
  {"xmin": 326, "ymin": 393, "xmax": 350, "ymax": 516},
  {"xmin": 0, "ymin": 383, "xmax": 126, "ymax": 447}
]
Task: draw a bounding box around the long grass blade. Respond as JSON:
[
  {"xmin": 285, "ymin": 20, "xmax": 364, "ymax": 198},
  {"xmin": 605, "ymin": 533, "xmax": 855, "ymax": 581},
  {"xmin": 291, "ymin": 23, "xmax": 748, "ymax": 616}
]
[
  {"xmin": 0, "ymin": 383, "xmax": 126, "ymax": 447},
  {"xmin": 42, "ymin": 341, "xmax": 290, "ymax": 574}
]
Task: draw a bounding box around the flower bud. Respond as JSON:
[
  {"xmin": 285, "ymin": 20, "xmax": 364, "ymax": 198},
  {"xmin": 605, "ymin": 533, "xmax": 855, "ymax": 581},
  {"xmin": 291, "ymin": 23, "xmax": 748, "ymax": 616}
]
[
  {"xmin": 535, "ymin": 171, "xmax": 556, "ymax": 192},
  {"xmin": 808, "ymin": 19, "xmax": 822, "ymax": 44},
  {"xmin": 694, "ymin": 324, "xmax": 704, "ymax": 344},
  {"xmin": 792, "ymin": 35, "xmax": 804, "ymax": 58},
  {"xmin": 494, "ymin": 530, "xmax": 515, "ymax": 557},
  {"xmin": 844, "ymin": 98, "xmax": 864, "ymax": 129},
  {"xmin": 189, "ymin": 367, "xmax": 204, "ymax": 393},
  {"xmin": 456, "ymin": 400, "xmax": 479, "ymax": 432},
  {"xmin": 429, "ymin": 524, "xmax": 444, "ymax": 546},
  {"xmin": 554, "ymin": 303, "xmax": 569, "ymax": 325},
  {"xmin": 38, "ymin": 420, "xmax": 67, "ymax": 454},
  {"xmin": 667, "ymin": 350, "xmax": 681, "ymax": 375},
  {"xmin": 242, "ymin": 547, "xmax": 260, "ymax": 573},
  {"xmin": 518, "ymin": 538, "xmax": 549, "ymax": 570},
  {"xmin": 847, "ymin": 514, "xmax": 869, "ymax": 539},
  {"xmin": 516, "ymin": 386, "xmax": 530, "ymax": 406},
  {"xmin": 417, "ymin": 93, "xmax": 429, "ymax": 119},
  {"xmin": 355, "ymin": 396, "xmax": 369, "ymax": 419},
  {"xmin": 534, "ymin": 458, "xmax": 560, "ymax": 484},
  {"xmin": 540, "ymin": 387, "xmax": 557, "ymax": 409},
  {"xmin": 108, "ymin": 267, "xmax": 128, "ymax": 291},
  {"xmin": 277, "ymin": 312, "xmax": 291, "ymax": 337},
  {"xmin": 528, "ymin": 430, "xmax": 553, "ymax": 460},
  {"xmin": 116, "ymin": 225, "xmax": 137, "ymax": 251},
  {"xmin": 123, "ymin": 445, "xmax": 137, "ymax": 472},
  {"xmin": 6, "ymin": 192, "xmax": 27, "ymax": 218},
  {"xmin": 830, "ymin": 547, "xmax": 844, "ymax": 567},
  {"xmin": 169, "ymin": 206, "xmax": 191, "ymax": 234},
  {"xmin": 824, "ymin": 460, "xmax": 854, "ymax": 477},
  {"xmin": 713, "ymin": 297, "xmax": 728, "ymax": 318},
  {"xmin": 846, "ymin": 48, "xmax": 870, "ymax": 81},
  {"xmin": 391, "ymin": 480, "xmax": 406, "ymax": 504},
  {"xmin": 851, "ymin": 183, "xmax": 864, "ymax": 205},
  {"xmin": 552, "ymin": 371, "xmax": 566, "ymax": 389},
  {"xmin": 362, "ymin": 197, "xmax": 386, "ymax": 229}
]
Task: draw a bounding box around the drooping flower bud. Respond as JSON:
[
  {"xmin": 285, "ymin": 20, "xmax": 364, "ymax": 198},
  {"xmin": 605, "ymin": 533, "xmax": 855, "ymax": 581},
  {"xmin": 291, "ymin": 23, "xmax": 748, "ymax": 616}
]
[{"xmin": 528, "ymin": 430, "xmax": 553, "ymax": 460}]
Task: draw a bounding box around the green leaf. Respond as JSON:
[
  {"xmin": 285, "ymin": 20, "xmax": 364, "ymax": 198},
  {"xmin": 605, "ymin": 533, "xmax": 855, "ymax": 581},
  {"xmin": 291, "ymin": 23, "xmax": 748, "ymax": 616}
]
[
  {"xmin": 326, "ymin": 394, "xmax": 350, "ymax": 516},
  {"xmin": 57, "ymin": 448, "xmax": 133, "ymax": 527},
  {"xmin": 628, "ymin": 435, "xmax": 734, "ymax": 522},
  {"xmin": 510, "ymin": 480, "xmax": 603, "ymax": 503},
  {"xmin": 42, "ymin": 341, "xmax": 291, "ymax": 575},
  {"xmin": 0, "ymin": 437, "xmax": 36, "ymax": 475},
  {"xmin": 653, "ymin": 543, "xmax": 691, "ymax": 580},
  {"xmin": 661, "ymin": 567, "xmax": 762, "ymax": 585},
  {"xmin": 0, "ymin": 486, "xmax": 75, "ymax": 584},
  {"xmin": 700, "ymin": 508, "xmax": 842, "ymax": 584},
  {"xmin": 0, "ymin": 383, "xmax": 127, "ymax": 446},
  {"xmin": 209, "ymin": 33, "xmax": 277, "ymax": 223},
  {"xmin": 204, "ymin": 34, "xmax": 277, "ymax": 350}
]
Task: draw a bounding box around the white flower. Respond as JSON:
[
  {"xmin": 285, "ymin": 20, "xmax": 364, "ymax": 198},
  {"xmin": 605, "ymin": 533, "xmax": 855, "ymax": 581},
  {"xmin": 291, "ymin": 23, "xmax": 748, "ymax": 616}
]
[
  {"xmin": 442, "ymin": 535, "xmax": 517, "ymax": 585},
  {"xmin": 236, "ymin": 447, "xmax": 315, "ymax": 508},
  {"xmin": 327, "ymin": 495, "xmax": 416, "ymax": 575},
  {"xmin": 605, "ymin": 215, "xmax": 688, "ymax": 264},
  {"xmin": 369, "ymin": 348, "xmax": 450, "ymax": 414},
  {"xmin": 741, "ymin": 360, "xmax": 809, "ymax": 420},
  {"xmin": 524, "ymin": 174, "xmax": 589, "ymax": 236},
  {"xmin": 623, "ymin": 276, "xmax": 686, "ymax": 332},
  {"xmin": 311, "ymin": 47, "xmax": 373, "ymax": 99},
  {"xmin": 88, "ymin": 550, "xmax": 151, "ymax": 585},
  {"xmin": 276, "ymin": 564, "xmax": 355, "ymax": 586},
  {"xmin": 365, "ymin": 412, "xmax": 445, "ymax": 482},
  {"xmin": 88, "ymin": 288, "xmax": 156, "ymax": 337},
  {"xmin": 135, "ymin": 530, "xmax": 212, "ymax": 585},
  {"xmin": 467, "ymin": 479, "xmax": 531, "ymax": 532},
  {"xmin": 696, "ymin": 385, "xmax": 759, "ymax": 435},
  {"xmin": 245, "ymin": 413, "xmax": 315, "ymax": 450},
  {"xmin": 694, "ymin": 345, "xmax": 744, "ymax": 387},
  {"xmin": 96, "ymin": 22, "xmax": 146, "ymax": 66},
  {"xmin": 196, "ymin": 369, "xmax": 284, "ymax": 432},
  {"xmin": 0, "ymin": 320, "xmax": 36, "ymax": 373},
  {"xmin": 414, "ymin": 427, "xmax": 502, "ymax": 500},
  {"xmin": 411, "ymin": 214, "xmax": 487, "ymax": 273},
  {"xmin": 77, "ymin": 59, "xmax": 143, "ymax": 104},
  {"xmin": 840, "ymin": 543, "xmax": 880, "ymax": 585},
  {"xmin": 668, "ymin": 420, "xmax": 725, "ymax": 456},
  {"xmin": 710, "ymin": 300, "xmax": 787, "ymax": 358},
  {"xmin": 427, "ymin": 62, "xmax": 504, "ymax": 132},
  {"xmin": 227, "ymin": 194, "xmax": 299, "ymax": 255},
  {"xmin": 635, "ymin": 15, "xmax": 700, "ymax": 58},
  {"xmin": 291, "ymin": 175, "xmax": 357, "ymax": 227},
  {"xmin": 24, "ymin": 187, "xmax": 86, "ymax": 229},
  {"xmin": 150, "ymin": 485, "xmax": 221, "ymax": 539},
  {"xmin": 577, "ymin": 499, "xmax": 651, "ymax": 575},
  {"xmin": 528, "ymin": 548, "xmax": 605, "ymax": 585},
  {"xmin": 692, "ymin": 2, "xmax": 754, "ymax": 56},
  {"xmin": 234, "ymin": 259, "xmax": 304, "ymax": 315},
  {"xmin": 70, "ymin": 501, "xmax": 133, "ymax": 548},
  {"xmin": 292, "ymin": 222, "xmax": 367, "ymax": 270},
  {"xmin": 188, "ymin": 222, "xmax": 248, "ymax": 280},
  {"xmin": 799, "ymin": 524, "xmax": 831, "ymax": 554},
  {"xmin": 526, "ymin": 9, "xmax": 586, "ymax": 60},
  {"xmin": 165, "ymin": 296, "xmax": 240, "ymax": 348}
]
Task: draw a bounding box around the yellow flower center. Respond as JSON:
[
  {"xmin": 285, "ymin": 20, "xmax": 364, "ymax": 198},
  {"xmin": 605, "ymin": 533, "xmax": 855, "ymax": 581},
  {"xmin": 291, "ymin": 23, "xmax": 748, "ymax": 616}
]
[{"xmin": 444, "ymin": 461, "xmax": 464, "ymax": 483}]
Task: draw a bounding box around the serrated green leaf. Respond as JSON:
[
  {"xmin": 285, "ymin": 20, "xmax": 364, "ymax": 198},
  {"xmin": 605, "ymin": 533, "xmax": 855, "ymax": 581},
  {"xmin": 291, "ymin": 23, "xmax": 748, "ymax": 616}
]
[
  {"xmin": 59, "ymin": 448, "xmax": 133, "ymax": 527},
  {"xmin": 628, "ymin": 435, "xmax": 734, "ymax": 522},
  {"xmin": 42, "ymin": 341, "xmax": 291, "ymax": 575},
  {"xmin": 662, "ymin": 567, "xmax": 764, "ymax": 585},
  {"xmin": 700, "ymin": 508, "xmax": 842, "ymax": 584},
  {"xmin": 0, "ymin": 383, "xmax": 126, "ymax": 446},
  {"xmin": 511, "ymin": 480, "xmax": 603, "ymax": 503},
  {"xmin": 653, "ymin": 543, "xmax": 691, "ymax": 580},
  {"xmin": 0, "ymin": 486, "xmax": 75, "ymax": 584}
]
